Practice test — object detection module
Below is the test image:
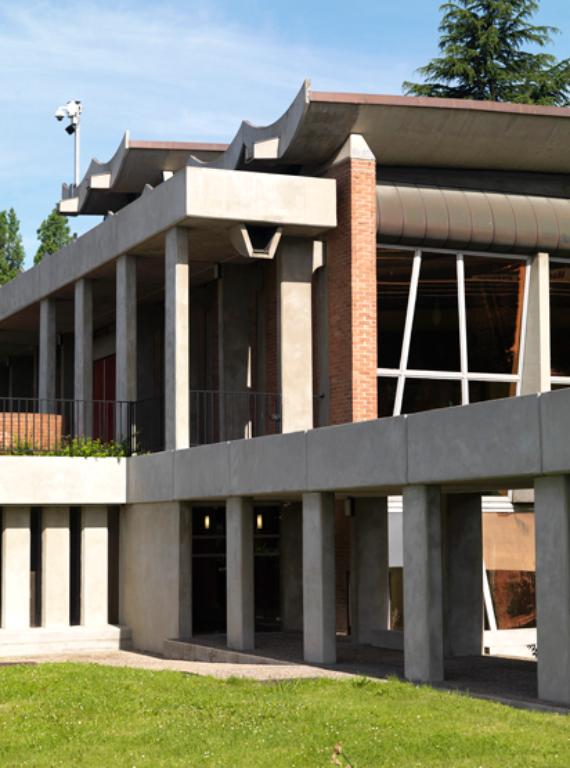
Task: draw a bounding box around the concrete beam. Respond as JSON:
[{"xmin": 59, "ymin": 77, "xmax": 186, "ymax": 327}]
[
  {"xmin": 164, "ymin": 228, "xmax": 190, "ymax": 450},
  {"xmin": 302, "ymin": 492, "xmax": 336, "ymax": 664},
  {"xmin": 445, "ymin": 494, "xmax": 483, "ymax": 657},
  {"xmin": 403, "ymin": 485, "xmax": 444, "ymax": 683},
  {"xmin": 226, "ymin": 497, "xmax": 254, "ymax": 651},
  {"xmin": 81, "ymin": 506, "xmax": 108, "ymax": 626},
  {"xmin": 74, "ymin": 279, "xmax": 93, "ymax": 435},
  {"xmin": 42, "ymin": 507, "xmax": 70, "ymax": 627},
  {"xmin": 277, "ymin": 239, "xmax": 314, "ymax": 433},
  {"xmin": 350, "ymin": 497, "xmax": 389, "ymax": 644},
  {"xmin": 535, "ymin": 475, "xmax": 570, "ymax": 705},
  {"xmin": 39, "ymin": 298, "xmax": 56, "ymax": 403}
]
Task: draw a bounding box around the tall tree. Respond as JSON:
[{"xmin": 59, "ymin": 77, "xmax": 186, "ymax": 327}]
[
  {"xmin": 35, "ymin": 206, "xmax": 75, "ymax": 265},
  {"xmin": 0, "ymin": 208, "xmax": 25, "ymax": 284},
  {"xmin": 403, "ymin": 0, "xmax": 570, "ymax": 105}
]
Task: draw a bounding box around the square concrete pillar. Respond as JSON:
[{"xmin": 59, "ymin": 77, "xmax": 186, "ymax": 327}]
[
  {"xmin": 1, "ymin": 507, "xmax": 31, "ymax": 629},
  {"xmin": 277, "ymin": 239, "xmax": 313, "ymax": 433},
  {"xmin": 164, "ymin": 228, "xmax": 190, "ymax": 450},
  {"xmin": 535, "ymin": 475, "xmax": 570, "ymax": 705},
  {"xmin": 81, "ymin": 506, "xmax": 108, "ymax": 626},
  {"xmin": 116, "ymin": 254, "xmax": 137, "ymax": 444},
  {"xmin": 280, "ymin": 504, "xmax": 303, "ymax": 632},
  {"xmin": 74, "ymin": 279, "xmax": 93, "ymax": 436},
  {"xmin": 444, "ymin": 494, "xmax": 483, "ymax": 657},
  {"xmin": 350, "ymin": 497, "xmax": 389, "ymax": 645},
  {"xmin": 302, "ymin": 492, "xmax": 336, "ymax": 664},
  {"xmin": 403, "ymin": 485, "xmax": 444, "ymax": 683},
  {"xmin": 42, "ymin": 507, "xmax": 70, "ymax": 627},
  {"xmin": 226, "ymin": 497, "xmax": 254, "ymax": 651},
  {"xmin": 179, "ymin": 503, "xmax": 193, "ymax": 640},
  {"xmin": 39, "ymin": 298, "xmax": 56, "ymax": 404}
]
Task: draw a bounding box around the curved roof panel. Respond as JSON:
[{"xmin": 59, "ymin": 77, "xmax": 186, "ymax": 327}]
[{"xmin": 63, "ymin": 81, "xmax": 570, "ymax": 216}]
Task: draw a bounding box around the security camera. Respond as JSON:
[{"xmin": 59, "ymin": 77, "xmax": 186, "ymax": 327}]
[{"xmin": 55, "ymin": 107, "xmax": 66, "ymax": 121}]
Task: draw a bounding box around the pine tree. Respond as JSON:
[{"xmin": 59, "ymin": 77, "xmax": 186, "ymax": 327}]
[
  {"xmin": 403, "ymin": 0, "xmax": 570, "ymax": 105},
  {"xmin": 0, "ymin": 208, "xmax": 25, "ymax": 284},
  {"xmin": 34, "ymin": 207, "xmax": 75, "ymax": 265}
]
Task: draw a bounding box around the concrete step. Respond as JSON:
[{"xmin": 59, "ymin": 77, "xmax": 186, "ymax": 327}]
[
  {"xmin": 0, "ymin": 624, "xmax": 132, "ymax": 658},
  {"xmin": 164, "ymin": 638, "xmax": 286, "ymax": 665}
]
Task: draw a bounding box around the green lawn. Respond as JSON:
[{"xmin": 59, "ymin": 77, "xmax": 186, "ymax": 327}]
[{"xmin": 0, "ymin": 664, "xmax": 568, "ymax": 767}]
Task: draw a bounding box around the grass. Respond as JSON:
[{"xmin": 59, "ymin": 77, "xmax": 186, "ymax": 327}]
[{"xmin": 0, "ymin": 664, "xmax": 569, "ymax": 767}]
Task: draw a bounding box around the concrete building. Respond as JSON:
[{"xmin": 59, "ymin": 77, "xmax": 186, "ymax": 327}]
[{"xmin": 1, "ymin": 82, "xmax": 570, "ymax": 704}]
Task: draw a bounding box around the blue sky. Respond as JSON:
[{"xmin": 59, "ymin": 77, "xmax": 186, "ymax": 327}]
[{"xmin": 1, "ymin": 0, "xmax": 569, "ymax": 265}]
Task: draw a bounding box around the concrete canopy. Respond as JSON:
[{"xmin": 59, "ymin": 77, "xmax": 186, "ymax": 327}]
[{"xmin": 63, "ymin": 81, "xmax": 570, "ymax": 217}]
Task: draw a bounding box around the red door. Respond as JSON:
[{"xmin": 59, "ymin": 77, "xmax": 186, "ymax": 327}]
[{"xmin": 93, "ymin": 355, "xmax": 116, "ymax": 441}]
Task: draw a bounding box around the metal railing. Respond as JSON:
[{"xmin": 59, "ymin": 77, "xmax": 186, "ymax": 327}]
[
  {"xmin": 0, "ymin": 390, "xmax": 283, "ymax": 456},
  {"xmin": 0, "ymin": 397, "xmax": 134, "ymax": 455},
  {"xmin": 191, "ymin": 389, "xmax": 281, "ymax": 446}
]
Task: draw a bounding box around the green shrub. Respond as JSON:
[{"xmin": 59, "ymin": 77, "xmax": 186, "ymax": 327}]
[{"xmin": 8, "ymin": 436, "xmax": 128, "ymax": 458}]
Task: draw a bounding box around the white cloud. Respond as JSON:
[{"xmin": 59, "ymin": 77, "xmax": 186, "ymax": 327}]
[{"xmin": 0, "ymin": 0, "xmax": 412, "ymax": 263}]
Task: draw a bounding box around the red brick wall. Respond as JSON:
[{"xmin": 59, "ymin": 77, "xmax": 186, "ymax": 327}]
[
  {"xmin": 326, "ymin": 156, "xmax": 378, "ymax": 425},
  {"xmin": 0, "ymin": 413, "xmax": 63, "ymax": 452}
]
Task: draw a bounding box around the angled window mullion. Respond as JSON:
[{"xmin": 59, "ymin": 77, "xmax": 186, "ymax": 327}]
[
  {"xmin": 456, "ymin": 253, "xmax": 470, "ymax": 405},
  {"xmin": 394, "ymin": 249, "xmax": 422, "ymax": 415},
  {"xmin": 516, "ymin": 258, "xmax": 532, "ymax": 396}
]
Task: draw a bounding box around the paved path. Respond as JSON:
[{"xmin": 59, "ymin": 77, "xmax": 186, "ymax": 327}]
[{"xmin": 0, "ymin": 650, "xmax": 357, "ymax": 681}]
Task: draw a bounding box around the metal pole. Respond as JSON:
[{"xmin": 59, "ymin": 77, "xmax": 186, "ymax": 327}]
[{"xmin": 74, "ymin": 118, "xmax": 80, "ymax": 189}]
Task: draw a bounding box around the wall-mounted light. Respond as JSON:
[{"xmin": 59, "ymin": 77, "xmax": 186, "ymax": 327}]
[
  {"xmin": 204, "ymin": 514, "xmax": 210, "ymax": 531},
  {"xmin": 256, "ymin": 513, "xmax": 263, "ymax": 531}
]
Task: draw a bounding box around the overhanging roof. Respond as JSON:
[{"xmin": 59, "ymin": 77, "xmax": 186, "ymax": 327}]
[
  {"xmin": 60, "ymin": 133, "xmax": 228, "ymax": 215},
  {"xmin": 63, "ymin": 81, "xmax": 570, "ymax": 216}
]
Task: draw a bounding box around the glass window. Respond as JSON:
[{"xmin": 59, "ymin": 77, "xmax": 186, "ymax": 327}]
[
  {"xmin": 469, "ymin": 381, "xmax": 513, "ymax": 404},
  {"xmin": 464, "ymin": 256, "xmax": 525, "ymax": 374},
  {"xmin": 401, "ymin": 379, "xmax": 461, "ymax": 414},
  {"xmin": 377, "ymin": 250, "xmax": 414, "ymax": 369},
  {"xmin": 550, "ymin": 263, "xmax": 570, "ymax": 377},
  {"xmin": 408, "ymin": 253, "xmax": 460, "ymax": 371},
  {"xmin": 378, "ymin": 377, "xmax": 398, "ymax": 417}
]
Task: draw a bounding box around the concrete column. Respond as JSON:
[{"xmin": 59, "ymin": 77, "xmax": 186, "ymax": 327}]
[
  {"xmin": 1, "ymin": 507, "xmax": 31, "ymax": 629},
  {"xmin": 164, "ymin": 228, "xmax": 190, "ymax": 450},
  {"xmin": 280, "ymin": 504, "xmax": 303, "ymax": 631},
  {"xmin": 350, "ymin": 497, "xmax": 389, "ymax": 645},
  {"xmin": 302, "ymin": 492, "xmax": 336, "ymax": 663},
  {"xmin": 403, "ymin": 485, "xmax": 444, "ymax": 683},
  {"xmin": 521, "ymin": 252, "xmax": 551, "ymax": 395},
  {"xmin": 81, "ymin": 506, "xmax": 108, "ymax": 626},
  {"xmin": 74, "ymin": 279, "xmax": 93, "ymax": 436},
  {"xmin": 179, "ymin": 503, "xmax": 193, "ymax": 639},
  {"xmin": 39, "ymin": 298, "xmax": 56, "ymax": 404},
  {"xmin": 42, "ymin": 507, "xmax": 70, "ymax": 627},
  {"xmin": 217, "ymin": 265, "xmax": 253, "ymax": 440},
  {"xmin": 535, "ymin": 475, "xmax": 570, "ymax": 705},
  {"xmin": 444, "ymin": 494, "xmax": 483, "ymax": 657},
  {"xmin": 277, "ymin": 239, "xmax": 313, "ymax": 433},
  {"xmin": 116, "ymin": 254, "xmax": 137, "ymax": 444},
  {"xmin": 226, "ymin": 497, "xmax": 254, "ymax": 651}
]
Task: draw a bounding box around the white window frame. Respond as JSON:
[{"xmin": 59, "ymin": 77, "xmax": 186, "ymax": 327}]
[
  {"xmin": 377, "ymin": 245, "xmax": 531, "ymax": 416},
  {"xmin": 548, "ymin": 257, "xmax": 570, "ymax": 389}
]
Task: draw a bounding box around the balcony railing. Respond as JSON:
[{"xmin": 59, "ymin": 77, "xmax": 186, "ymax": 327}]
[
  {"xmin": 134, "ymin": 390, "xmax": 282, "ymax": 453},
  {"xmin": 0, "ymin": 397, "xmax": 134, "ymax": 455},
  {"xmin": 0, "ymin": 391, "xmax": 282, "ymax": 455}
]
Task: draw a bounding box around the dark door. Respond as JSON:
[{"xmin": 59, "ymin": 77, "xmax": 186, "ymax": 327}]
[{"xmin": 93, "ymin": 354, "xmax": 116, "ymax": 441}]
